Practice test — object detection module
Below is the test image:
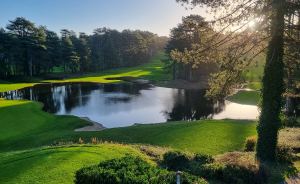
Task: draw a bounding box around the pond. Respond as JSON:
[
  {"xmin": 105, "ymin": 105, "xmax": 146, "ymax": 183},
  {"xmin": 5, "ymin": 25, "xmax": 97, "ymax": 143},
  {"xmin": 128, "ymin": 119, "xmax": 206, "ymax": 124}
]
[{"xmin": 0, "ymin": 82, "xmax": 259, "ymax": 128}]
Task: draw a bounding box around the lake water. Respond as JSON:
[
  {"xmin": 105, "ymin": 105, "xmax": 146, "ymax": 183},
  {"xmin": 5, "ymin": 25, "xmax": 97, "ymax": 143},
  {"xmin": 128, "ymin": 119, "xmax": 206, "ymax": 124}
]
[{"xmin": 0, "ymin": 82, "xmax": 259, "ymax": 128}]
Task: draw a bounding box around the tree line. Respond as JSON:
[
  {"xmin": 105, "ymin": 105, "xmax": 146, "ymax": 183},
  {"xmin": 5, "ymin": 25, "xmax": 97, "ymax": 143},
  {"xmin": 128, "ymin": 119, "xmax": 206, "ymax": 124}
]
[
  {"xmin": 0, "ymin": 17, "xmax": 168, "ymax": 78},
  {"xmin": 163, "ymin": 14, "xmax": 219, "ymax": 81}
]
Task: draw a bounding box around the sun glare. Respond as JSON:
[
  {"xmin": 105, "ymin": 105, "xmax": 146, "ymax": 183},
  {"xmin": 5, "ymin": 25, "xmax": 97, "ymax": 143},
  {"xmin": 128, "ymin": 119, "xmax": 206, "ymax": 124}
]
[{"xmin": 249, "ymin": 21, "xmax": 254, "ymax": 27}]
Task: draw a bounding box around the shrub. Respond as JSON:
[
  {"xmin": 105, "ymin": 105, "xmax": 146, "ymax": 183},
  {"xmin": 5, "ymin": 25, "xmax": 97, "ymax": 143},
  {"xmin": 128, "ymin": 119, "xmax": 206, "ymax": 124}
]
[
  {"xmin": 190, "ymin": 152, "xmax": 269, "ymax": 184},
  {"xmin": 192, "ymin": 153, "xmax": 214, "ymax": 165},
  {"xmin": 244, "ymin": 135, "xmax": 257, "ymax": 151},
  {"xmin": 276, "ymin": 144, "xmax": 294, "ymax": 163},
  {"xmin": 162, "ymin": 150, "xmax": 190, "ymax": 171},
  {"xmin": 282, "ymin": 116, "xmax": 300, "ymax": 127},
  {"xmin": 74, "ymin": 156, "xmax": 207, "ymax": 184}
]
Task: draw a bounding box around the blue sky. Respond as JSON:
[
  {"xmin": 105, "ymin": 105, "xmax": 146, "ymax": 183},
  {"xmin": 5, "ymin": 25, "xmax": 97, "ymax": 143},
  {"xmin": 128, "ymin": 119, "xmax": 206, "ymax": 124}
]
[{"xmin": 0, "ymin": 0, "xmax": 212, "ymax": 36}]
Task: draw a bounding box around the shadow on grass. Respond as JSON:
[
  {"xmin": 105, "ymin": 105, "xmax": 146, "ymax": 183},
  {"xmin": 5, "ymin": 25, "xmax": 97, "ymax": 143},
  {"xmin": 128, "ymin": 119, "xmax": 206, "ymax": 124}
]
[{"xmin": 269, "ymin": 163, "xmax": 299, "ymax": 183}]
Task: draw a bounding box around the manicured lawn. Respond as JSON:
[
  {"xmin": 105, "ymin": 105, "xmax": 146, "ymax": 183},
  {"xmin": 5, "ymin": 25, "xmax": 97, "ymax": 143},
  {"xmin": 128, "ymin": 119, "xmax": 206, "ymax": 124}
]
[
  {"xmin": 245, "ymin": 83, "xmax": 262, "ymax": 90},
  {"xmin": 0, "ymin": 51, "xmax": 171, "ymax": 92},
  {"xmin": 242, "ymin": 59, "xmax": 264, "ymax": 82},
  {"xmin": 0, "ymin": 79, "xmax": 38, "ymax": 93},
  {"xmin": 226, "ymin": 91, "xmax": 260, "ymax": 105},
  {"xmin": 0, "ymin": 99, "xmax": 257, "ymax": 155},
  {"xmin": 0, "ymin": 145, "xmax": 146, "ymax": 184}
]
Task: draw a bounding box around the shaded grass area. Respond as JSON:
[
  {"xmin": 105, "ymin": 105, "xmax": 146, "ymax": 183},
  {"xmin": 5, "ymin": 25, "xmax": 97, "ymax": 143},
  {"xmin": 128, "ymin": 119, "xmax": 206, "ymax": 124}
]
[
  {"xmin": 226, "ymin": 91, "xmax": 260, "ymax": 105},
  {"xmin": 0, "ymin": 51, "xmax": 171, "ymax": 93},
  {"xmin": 0, "ymin": 145, "xmax": 146, "ymax": 184},
  {"xmin": 0, "ymin": 99, "xmax": 257, "ymax": 155}
]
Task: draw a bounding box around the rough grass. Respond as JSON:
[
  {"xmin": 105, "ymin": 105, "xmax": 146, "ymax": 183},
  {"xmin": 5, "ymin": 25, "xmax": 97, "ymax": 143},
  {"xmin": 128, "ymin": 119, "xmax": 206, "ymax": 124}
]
[
  {"xmin": 0, "ymin": 99, "xmax": 257, "ymax": 155},
  {"xmin": 226, "ymin": 91, "xmax": 260, "ymax": 105},
  {"xmin": 0, "ymin": 144, "xmax": 148, "ymax": 184},
  {"xmin": 279, "ymin": 127, "xmax": 300, "ymax": 149},
  {"xmin": 0, "ymin": 51, "xmax": 171, "ymax": 93}
]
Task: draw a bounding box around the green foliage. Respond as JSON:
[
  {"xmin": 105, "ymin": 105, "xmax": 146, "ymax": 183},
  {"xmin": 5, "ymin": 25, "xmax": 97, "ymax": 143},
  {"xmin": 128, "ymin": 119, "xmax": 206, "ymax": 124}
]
[
  {"xmin": 244, "ymin": 135, "xmax": 257, "ymax": 151},
  {"xmin": 276, "ymin": 144, "xmax": 294, "ymax": 163},
  {"xmin": 163, "ymin": 151, "xmax": 269, "ymax": 184},
  {"xmin": 75, "ymin": 156, "xmax": 208, "ymax": 184},
  {"xmin": 281, "ymin": 116, "xmax": 300, "ymax": 127},
  {"xmin": 162, "ymin": 150, "xmax": 190, "ymax": 171},
  {"xmin": 164, "ymin": 14, "xmax": 218, "ymax": 81},
  {"xmin": 0, "ymin": 17, "xmax": 167, "ymax": 77},
  {"xmin": 0, "ymin": 145, "xmax": 145, "ymax": 184},
  {"xmin": 256, "ymin": 2, "xmax": 285, "ymax": 162}
]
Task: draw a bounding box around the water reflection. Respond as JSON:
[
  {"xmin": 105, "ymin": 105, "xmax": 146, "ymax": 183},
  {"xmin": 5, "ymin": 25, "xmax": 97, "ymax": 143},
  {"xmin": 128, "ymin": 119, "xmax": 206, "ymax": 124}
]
[{"xmin": 1, "ymin": 82, "xmax": 259, "ymax": 128}]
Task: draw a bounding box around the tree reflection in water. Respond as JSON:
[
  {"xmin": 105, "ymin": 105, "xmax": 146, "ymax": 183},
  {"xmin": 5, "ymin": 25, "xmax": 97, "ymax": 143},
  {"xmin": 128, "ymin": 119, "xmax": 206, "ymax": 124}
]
[{"xmin": 1, "ymin": 82, "xmax": 260, "ymax": 128}]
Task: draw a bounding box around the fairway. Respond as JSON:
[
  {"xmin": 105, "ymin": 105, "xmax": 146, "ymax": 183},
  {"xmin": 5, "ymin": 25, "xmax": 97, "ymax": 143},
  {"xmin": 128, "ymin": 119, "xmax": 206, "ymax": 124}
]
[
  {"xmin": 245, "ymin": 83, "xmax": 262, "ymax": 90},
  {"xmin": 0, "ymin": 51, "xmax": 171, "ymax": 93},
  {"xmin": 0, "ymin": 99, "xmax": 257, "ymax": 155},
  {"xmin": 0, "ymin": 145, "xmax": 146, "ymax": 184},
  {"xmin": 242, "ymin": 59, "xmax": 264, "ymax": 83},
  {"xmin": 226, "ymin": 91, "xmax": 260, "ymax": 105}
]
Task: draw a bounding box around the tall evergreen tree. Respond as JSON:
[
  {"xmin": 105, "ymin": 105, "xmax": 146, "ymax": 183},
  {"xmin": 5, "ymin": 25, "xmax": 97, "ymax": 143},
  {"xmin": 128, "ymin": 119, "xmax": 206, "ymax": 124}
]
[{"xmin": 61, "ymin": 37, "xmax": 79, "ymax": 77}]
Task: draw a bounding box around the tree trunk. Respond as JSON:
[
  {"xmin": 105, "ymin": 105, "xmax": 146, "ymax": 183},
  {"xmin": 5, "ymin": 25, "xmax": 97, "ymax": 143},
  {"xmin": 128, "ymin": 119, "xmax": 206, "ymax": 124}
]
[
  {"xmin": 29, "ymin": 54, "xmax": 33, "ymax": 77},
  {"xmin": 256, "ymin": 1, "xmax": 285, "ymax": 162},
  {"xmin": 66, "ymin": 64, "xmax": 69, "ymax": 77},
  {"xmin": 173, "ymin": 61, "xmax": 177, "ymax": 80}
]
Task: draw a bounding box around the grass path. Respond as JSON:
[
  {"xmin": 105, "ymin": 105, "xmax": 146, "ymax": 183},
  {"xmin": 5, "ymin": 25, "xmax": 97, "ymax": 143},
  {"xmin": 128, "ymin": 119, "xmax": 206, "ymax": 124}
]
[{"xmin": 0, "ymin": 51, "xmax": 171, "ymax": 93}]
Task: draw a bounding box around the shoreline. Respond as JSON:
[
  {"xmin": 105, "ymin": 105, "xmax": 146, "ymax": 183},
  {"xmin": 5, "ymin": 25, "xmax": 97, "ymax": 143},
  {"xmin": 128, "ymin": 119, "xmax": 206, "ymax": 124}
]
[{"xmin": 74, "ymin": 117, "xmax": 107, "ymax": 131}]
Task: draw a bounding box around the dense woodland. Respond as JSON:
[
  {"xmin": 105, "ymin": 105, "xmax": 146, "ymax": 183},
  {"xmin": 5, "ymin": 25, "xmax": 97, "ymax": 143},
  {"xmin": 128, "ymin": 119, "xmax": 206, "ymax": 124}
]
[
  {"xmin": 163, "ymin": 14, "xmax": 219, "ymax": 81},
  {"xmin": 0, "ymin": 17, "xmax": 169, "ymax": 78}
]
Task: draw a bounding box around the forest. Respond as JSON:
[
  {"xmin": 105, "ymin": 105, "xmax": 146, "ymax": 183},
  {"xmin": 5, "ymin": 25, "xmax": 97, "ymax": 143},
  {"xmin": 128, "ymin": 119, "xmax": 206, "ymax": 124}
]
[{"xmin": 0, "ymin": 17, "xmax": 168, "ymax": 77}]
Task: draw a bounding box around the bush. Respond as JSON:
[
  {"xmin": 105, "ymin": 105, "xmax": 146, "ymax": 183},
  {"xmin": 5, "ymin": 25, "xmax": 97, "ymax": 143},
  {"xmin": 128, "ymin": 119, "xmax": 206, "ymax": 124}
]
[
  {"xmin": 276, "ymin": 144, "xmax": 294, "ymax": 163},
  {"xmin": 282, "ymin": 116, "xmax": 300, "ymax": 127},
  {"xmin": 192, "ymin": 153, "xmax": 214, "ymax": 165},
  {"xmin": 244, "ymin": 135, "xmax": 257, "ymax": 151},
  {"xmin": 188, "ymin": 152, "xmax": 269, "ymax": 184},
  {"xmin": 162, "ymin": 150, "xmax": 190, "ymax": 171},
  {"xmin": 75, "ymin": 156, "xmax": 207, "ymax": 184}
]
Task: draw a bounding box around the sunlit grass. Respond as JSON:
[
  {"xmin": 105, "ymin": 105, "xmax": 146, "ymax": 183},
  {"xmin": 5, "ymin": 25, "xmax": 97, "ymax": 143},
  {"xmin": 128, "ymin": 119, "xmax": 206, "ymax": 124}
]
[
  {"xmin": 0, "ymin": 99, "xmax": 257, "ymax": 155},
  {"xmin": 226, "ymin": 91, "xmax": 260, "ymax": 105},
  {"xmin": 0, "ymin": 51, "xmax": 171, "ymax": 93},
  {"xmin": 0, "ymin": 145, "xmax": 146, "ymax": 184},
  {"xmin": 245, "ymin": 83, "xmax": 262, "ymax": 90},
  {"xmin": 242, "ymin": 59, "xmax": 264, "ymax": 82}
]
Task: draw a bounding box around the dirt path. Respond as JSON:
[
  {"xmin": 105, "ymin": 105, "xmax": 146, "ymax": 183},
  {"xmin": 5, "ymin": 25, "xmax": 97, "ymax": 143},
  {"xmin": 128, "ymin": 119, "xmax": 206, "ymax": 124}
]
[{"xmin": 74, "ymin": 117, "xmax": 107, "ymax": 131}]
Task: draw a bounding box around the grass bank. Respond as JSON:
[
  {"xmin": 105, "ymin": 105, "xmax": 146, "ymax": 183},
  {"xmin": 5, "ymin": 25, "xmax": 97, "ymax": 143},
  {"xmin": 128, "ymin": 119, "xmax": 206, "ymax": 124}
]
[
  {"xmin": 245, "ymin": 83, "xmax": 262, "ymax": 90},
  {"xmin": 226, "ymin": 58, "xmax": 263, "ymax": 105},
  {"xmin": 0, "ymin": 99, "xmax": 257, "ymax": 155},
  {"xmin": 226, "ymin": 90, "xmax": 260, "ymax": 105},
  {"xmin": 0, "ymin": 51, "xmax": 171, "ymax": 93},
  {"xmin": 0, "ymin": 145, "xmax": 148, "ymax": 184}
]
